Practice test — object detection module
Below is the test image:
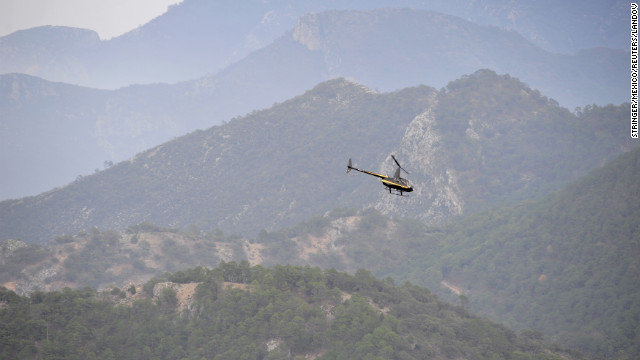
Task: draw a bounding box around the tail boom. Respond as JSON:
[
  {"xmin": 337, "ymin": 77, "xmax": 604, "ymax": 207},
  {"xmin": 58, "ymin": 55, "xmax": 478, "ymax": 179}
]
[{"xmin": 346, "ymin": 158, "xmax": 388, "ymax": 179}]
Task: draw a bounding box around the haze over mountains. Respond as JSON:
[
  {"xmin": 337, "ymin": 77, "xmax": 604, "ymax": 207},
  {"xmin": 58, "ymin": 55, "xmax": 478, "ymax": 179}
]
[
  {"xmin": 1, "ymin": 72, "xmax": 633, "ymax": 245},
  {"xmin": 0, "ymin": 1, "xmax": 629, "ymax": 200},
  {"xmin": 1, "ymin": 1, "xmax": 638, "ymax": 358},
  {"xmin": 1, "ymin": 0, "xmax": 628, "ymax": 88},
  {"xmin": 2, "ymin": 132, "xmax": 638, "ymax": 358}
]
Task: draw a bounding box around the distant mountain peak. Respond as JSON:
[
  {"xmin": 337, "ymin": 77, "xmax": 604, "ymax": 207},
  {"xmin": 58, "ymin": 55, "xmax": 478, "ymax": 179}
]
[
  {"xmin": 371, "ymin": 69, "xmax": 631, "ymax": 222},
  {"xmin": 307, "ymin": 77, "xmax": 378, "ymax": 98},
  {"xmin": 292, "ymin": 13, "xmax": 322, "ymax": 51},
  {"xmin": 1, "ymin": 25, "xmax": 100, "ymax": 43},
  {"xmin": 0, "ymin": 70, "xmax": 631, "ymax": 243}
]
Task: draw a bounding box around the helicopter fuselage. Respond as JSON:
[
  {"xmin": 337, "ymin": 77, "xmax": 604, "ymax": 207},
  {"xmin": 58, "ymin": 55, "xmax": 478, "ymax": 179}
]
[
  {"xmin": 381, "ymin": 177, "xmax": 413, "ymax": 194},
  {"xmin": 347, "ymin": 159, "xmax": 413, "ymax": 195}
]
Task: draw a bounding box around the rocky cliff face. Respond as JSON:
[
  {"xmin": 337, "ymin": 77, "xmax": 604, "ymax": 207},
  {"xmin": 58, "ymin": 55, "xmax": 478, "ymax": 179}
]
[
  {"xmin": 373, "ymin": 97, "xmax": 465, "ymax": 223},
  {"xmin": 371, "ymin": 70, "xmax": 634, "ymax": 224},
  {"xmin": 292, "ymin": 14, "xmax": 323, "ymax": 51},
  {"xmin": 0, "ymin": 26, "xmax": 100, "ymax": 83},
  {"xmin": 153, "ymin": 281, "xmax": 202, "ymax": 317},
  {"xmin": 2, "ymin": 72, "xmax": 632, "ymax": 245}
]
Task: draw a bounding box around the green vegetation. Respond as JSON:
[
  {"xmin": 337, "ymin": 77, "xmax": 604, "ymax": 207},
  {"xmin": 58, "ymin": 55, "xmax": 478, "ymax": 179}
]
[
  {"xmin": 253, "ymin": 148, "xmax": 640, "ymax": 359},
  {"xmin": 434, "ymin": 69, "xmax": 632, "ymax": 212},
  {"xmin": 1, "ymin": 72, "xmax": 631, "ymax": 245},
  {"xmin": 0, "ymin": 263, "xmax": 578, "ymax": 360},
  {"xmin": 0, "ymin": 79, "xmax": 436, "ymax": 243},
  {"xmin": 53, "ymin": 225, "xmax": 247, "ymax": 289},
  {"xmin": 404, "ymin": 147, "xmax": 640, "ymax": 358},
  {"xmin": 0, "ymin": 224, "xmax": 249, "ymax": 291},
  {"xmin": 2, "ymin": 147, "xmax": 638, "ymax": 358},
  {"xmin": 3, "ymin": 147, "xmax": 637, "ymax": 358},
  {"xmin": 0, "ymin": 73, "xmax": 636, "ymax": 359}
]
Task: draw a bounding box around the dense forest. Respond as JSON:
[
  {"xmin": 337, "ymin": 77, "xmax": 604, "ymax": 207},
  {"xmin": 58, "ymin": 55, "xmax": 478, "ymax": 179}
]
[
  {"xmin": 243, "ymin": 146, "xmax": 640, "ymax": 358},
  {"xmin": 1, "ymin": 73, "xmax": 636, "ymax": 359},
  {"xmin": 0, "ymin": 263, "xmax": 580, "ymax": 360},
  {"xmin": 1, "ymin": 3, "xmax": 634, "ymax": 360},
  {"xmin": 2, "ymin": 148, "xmax": 638, "ymax": 359},
  {"xmin": 403, "ymin": 146, "xmax": 640, "ymax": 357},
  {"xmin": 432, "ymin": 70, "xmax": 631, "ymax": 213}
]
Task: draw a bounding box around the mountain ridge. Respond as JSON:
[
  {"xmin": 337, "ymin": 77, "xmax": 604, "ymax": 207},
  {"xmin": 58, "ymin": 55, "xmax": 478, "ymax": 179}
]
[
  {"xmin": 0, "ymin": 78, "xmax": 435, "ymax": 242},
  {"xmin": 0, "ymin": 7, "xmax": 626, "ymax": 105},
  {"xmin": 1, "ymin": 72, "xmax": 633, "ymax": 244},
  {"xmin": 2, "ymin": 146, "xmax": 638, "ymax": 358},
  {"xmin": 0, "ymin": 262, "xmax": 582, "ymax": 360},
  {"xmin": 1, "ymin": 0, "xmax": 627, "ymax": 88},
  {"xmin": 1, "ymin": 7, "xmax": 627, "ymax": 199}
]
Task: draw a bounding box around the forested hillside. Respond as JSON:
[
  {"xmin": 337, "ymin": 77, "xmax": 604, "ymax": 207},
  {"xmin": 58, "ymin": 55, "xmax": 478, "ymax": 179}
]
[
  {"xmin": 268, "ymin": 147, "xmax": 640, "ymax": 358},
  {"xmin": 0, "ymin": 79, "xmax": 435, "ymax": 243},
  {"xmin": 0, "ymin": 263, "xmax": 581, "ymax": 360},
  {"xmin": 3, "ymin": 147, "xmax": 638, "ymax": 358},
  {"xmin": 434, "ymin": 70, "xmax": 630, "ymax": 212},
  {"xmin": 1, "ymin": 2, "xmax": 634, "ymax": 359},
  {"xmin": 1, "ymin": 73, "xmax": 631, "ymax": 244},
  {"xmin": 403, "ymin": 146, "xmax": 640, "ymax": 357}
]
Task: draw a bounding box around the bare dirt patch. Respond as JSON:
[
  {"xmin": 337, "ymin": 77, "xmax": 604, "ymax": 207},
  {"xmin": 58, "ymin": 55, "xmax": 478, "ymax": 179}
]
[
  {"xmin": 441, "ymin": 280, "xmax": 463, "ymax": 295},
  {"xmin": 297, "ymin": 234, "xmax": 333, "ymax": 260},
  {"xmin": 2, "ymin": 281, "xmax": 16, "ymax": 291},
  {"xmin": 214, "ymin": 242, "xmax": 235, "ymax": 262},
  {"xmin": 242, "ymin": 242, "xmax": 264, "ymax": 266},
  {"xmin": 175, "ymin": 282, "xmax": 200, "ymax": 311},
  {"xmin": 152, "ymin": 282, "xmax": 201, "ymax": 311}
]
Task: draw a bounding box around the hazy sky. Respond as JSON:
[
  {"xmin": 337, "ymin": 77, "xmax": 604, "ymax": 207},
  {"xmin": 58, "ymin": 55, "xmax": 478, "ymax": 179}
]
[{"xmin": 0, "ymin": 0, "xmax": 184, "ymax": 39}]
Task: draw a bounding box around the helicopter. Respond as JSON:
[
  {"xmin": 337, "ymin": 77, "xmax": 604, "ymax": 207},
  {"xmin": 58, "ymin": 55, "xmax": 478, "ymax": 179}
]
[{"xmin": 347, "ymin": 155, "xmax": 414, "ymax": 196}]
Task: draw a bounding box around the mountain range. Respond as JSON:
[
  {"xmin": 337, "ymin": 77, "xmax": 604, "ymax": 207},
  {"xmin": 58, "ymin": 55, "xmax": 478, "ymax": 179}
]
[
  {"xmin": 1, "ymin": 71, "xmax": 633, "ymax": 245},
  {"xmin": 0, "ymin": 0, "xmax": 627, "ymax": 89},
  {"xmin": 2, "ymin": 141, "xmax": 638, "ymax": 358},
  {"xmin": 1, "ymin": 2, "xmax": 637, "ymax": 358},
  {"xmin": 0, "ymin": 5, "xmax": 628, "ymax": 200}
]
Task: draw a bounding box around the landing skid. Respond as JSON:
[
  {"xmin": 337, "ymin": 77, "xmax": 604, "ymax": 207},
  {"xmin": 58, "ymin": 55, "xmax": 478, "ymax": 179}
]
[{"xmin": 387, "ymin": 188, "xmax": 408, "ymax": 196}]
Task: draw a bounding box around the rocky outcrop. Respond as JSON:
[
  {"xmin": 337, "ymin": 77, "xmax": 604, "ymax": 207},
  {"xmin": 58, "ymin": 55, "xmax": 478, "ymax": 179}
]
[
  {"xmin": 373, "ymin": 96, "xmax": 464, "ymax": 224},
  {"xmin": 292, "ymin": 14, "xmax": 323, "ymax": 51},
  {"xmin": 153, "ymin": 281, "xmax": 202, "ymax": 318},
  {"xmin": 14, "ymin": 265, "xmax": 60, "ymax": 295},
  {"xmin": 1, "ymin": 239, "xmax": 28, "ymax": 262},
  {"xmin": 2, "ymin": 239, "xmax": 61, "ymax": 295},
  {"xmin": 291, "ymin": 215, "xmax": 360, "ymax": 261}
]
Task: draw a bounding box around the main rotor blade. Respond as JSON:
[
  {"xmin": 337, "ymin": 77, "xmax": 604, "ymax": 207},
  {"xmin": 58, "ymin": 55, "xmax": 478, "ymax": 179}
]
[{"xmin": 390, "ymin": 154, "xmax": 409, "ymax": 174}]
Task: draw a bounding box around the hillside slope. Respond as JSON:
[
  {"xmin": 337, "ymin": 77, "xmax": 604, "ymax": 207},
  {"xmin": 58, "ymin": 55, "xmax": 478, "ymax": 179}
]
[
  {"xmin": 0, "ymin": 79, "xmax": 435, "ymax": 243},
  {"xmin": 1, "ymin": 73, "xmax": 632, "ymax": 244},
  {"xmin": 0, "ymin": 263, "xmax": 582, "ymax": 360},
  {"xmin": 0, "ymin": 0, "xmax": 626, "ymax": 88},
  {"xmin": 1, "ymin": 8, "xmax": 626, "ymax": 199},
  {"xmin": 373, "ymin": 70, "xmax": 634, "ymax": 222},
  {"xmin": 2, "ymin": 149, "xmax": 638, "ymax": 357},
  {"xmin": 0, "ymin": 31, "xmax": 325, "ymax": 200},
  {"xmin": 253, "ymin": 147, "xmax": 640, "ymax": 358},
  {"xmin": 406, "ymin": 146, "xmax": 640, "ymax": 357}
]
